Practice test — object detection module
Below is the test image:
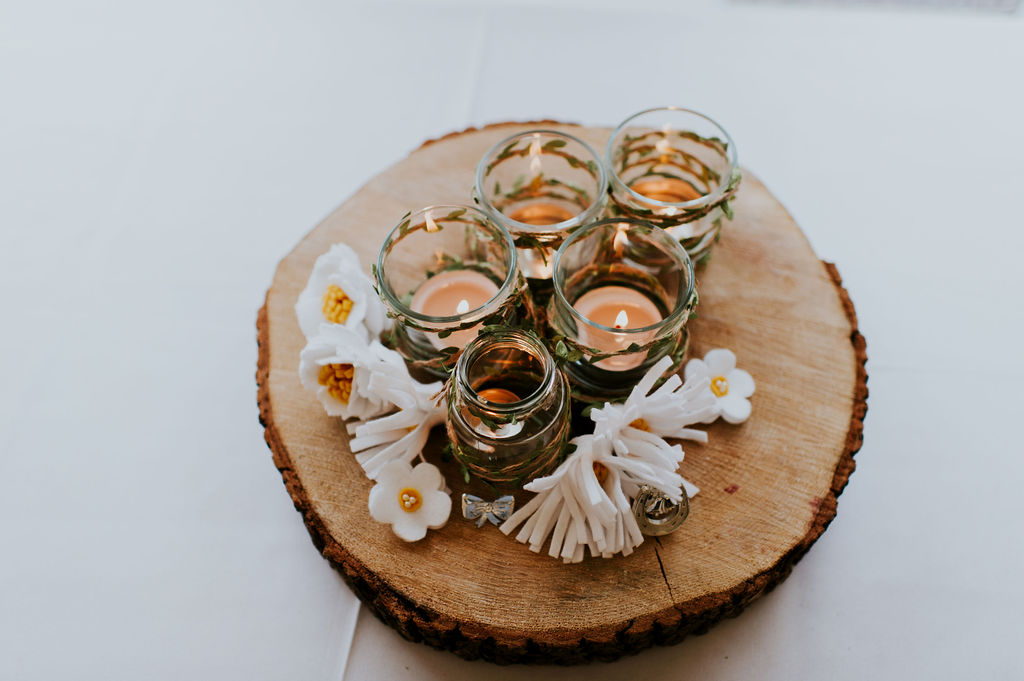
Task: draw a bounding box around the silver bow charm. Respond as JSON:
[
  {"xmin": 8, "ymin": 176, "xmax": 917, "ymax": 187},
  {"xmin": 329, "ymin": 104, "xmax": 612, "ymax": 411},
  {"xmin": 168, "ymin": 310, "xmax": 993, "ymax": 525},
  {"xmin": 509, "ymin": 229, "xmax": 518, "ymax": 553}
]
[{"xmin": 461, "ymin": 494, "xmax": 515, "ymax": 527}]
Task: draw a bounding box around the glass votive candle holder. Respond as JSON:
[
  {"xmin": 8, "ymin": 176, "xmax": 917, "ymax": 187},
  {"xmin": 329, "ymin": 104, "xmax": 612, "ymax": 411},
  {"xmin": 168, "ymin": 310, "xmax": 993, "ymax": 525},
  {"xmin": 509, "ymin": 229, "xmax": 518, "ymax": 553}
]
[
  {"xmin": 447, "ymin": 328, "xmax": 571, "ymax": 487},
  {"xmin": 475, "ymin": 130, "xmax": 608, "ymax": 280},
  {"xmin": 375, "ymin": 205, "xmax": 525, "ymax": 375},
  {"xmin": 605, "ymin": 107, "xmax": 741, "ymax": 265},
  {"xmin": 548, "ymin": 218, "xmax": 697, "ymax": 401}
]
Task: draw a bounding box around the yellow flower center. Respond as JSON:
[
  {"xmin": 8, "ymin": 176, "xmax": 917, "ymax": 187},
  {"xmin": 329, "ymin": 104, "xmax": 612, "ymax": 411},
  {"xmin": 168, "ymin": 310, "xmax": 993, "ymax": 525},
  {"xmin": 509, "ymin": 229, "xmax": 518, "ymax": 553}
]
[
  {"xmin": 710, "ymin": 376, "xmax": 729, "ymax": 398},
  {"xmin": 593, "ymin": 461, "xmax": 609, "ymax": 485},
  {"xmin": 629, "ymin": 418, "xmax": 651, "ymax": 432},
  {"xmin": 398, "ymin": 488, "xmax": 422, "ymax": 512},
  {"xmin": 317, "ymin": 363, "xmax": 354, "ymax": 404},
  {"xmin": 322, "ymin": 284, "xmax": 354, "ymax": 324}
]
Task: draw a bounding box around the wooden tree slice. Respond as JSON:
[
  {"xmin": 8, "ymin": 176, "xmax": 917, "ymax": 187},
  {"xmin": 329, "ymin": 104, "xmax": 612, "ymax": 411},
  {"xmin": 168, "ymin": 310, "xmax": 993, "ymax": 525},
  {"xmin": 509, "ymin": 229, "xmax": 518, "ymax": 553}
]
[{"xmin": 256, "ymin": 122, "xmax": 868, "ymax": 664}]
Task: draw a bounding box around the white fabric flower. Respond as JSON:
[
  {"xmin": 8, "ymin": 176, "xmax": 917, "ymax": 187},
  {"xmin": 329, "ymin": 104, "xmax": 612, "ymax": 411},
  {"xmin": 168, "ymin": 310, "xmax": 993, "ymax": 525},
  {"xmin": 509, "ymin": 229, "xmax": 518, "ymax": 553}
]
[
  {"xmin": 502, "ymin": 434, "xmax": 644, "ymax": 563},
  {"xmin": 347, "ymin": 364, "xmax": 446, "ymax": 480},
  {"xmin": 590, "ymin": 355, "xmax": 718, "ymax": 498},
  {"xmin": 502, "ymin": 357, "xmax": 725, "ymax": 562},
  {"xmin": 295, "ymin": 243, "xmax": 390, "ymax": 342},
  {"xmin": 368, "ymin": 460, "xmax": 451, "ymax": 542},
  {"xmin": 684, "ymin": 349, "xmax": 755, "ymax": 424},
  {"xmin": 298, "ymin": 324, "xmax": 394, "ymax": 420}
]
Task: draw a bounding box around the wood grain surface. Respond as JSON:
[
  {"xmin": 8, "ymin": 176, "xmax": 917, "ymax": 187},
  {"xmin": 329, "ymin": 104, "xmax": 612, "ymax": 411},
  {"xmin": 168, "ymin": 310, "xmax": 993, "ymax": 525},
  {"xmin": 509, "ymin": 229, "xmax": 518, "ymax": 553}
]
[{"xmin": 255, "ymin": 122, "xmax": 868, "ymax": 664}]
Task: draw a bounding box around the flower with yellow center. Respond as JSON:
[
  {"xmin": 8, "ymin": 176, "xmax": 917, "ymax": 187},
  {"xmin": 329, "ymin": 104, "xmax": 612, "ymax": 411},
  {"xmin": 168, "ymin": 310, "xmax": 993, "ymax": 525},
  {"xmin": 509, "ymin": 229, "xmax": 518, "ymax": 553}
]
[
  {"xmin": 344, "ymin": 351, "xmax": 446, "ymax": 481},
  {"xmin": 295, "ymin": 243, "xmax": 390, "ymax": 342},
  {"xmin": 589, "ymin": 356, "xmax": 716, "ymax": 502},
  {"xmin": 299, "ymin": 325, "xmax": 391, "ymax": 420},
  {"xmin": 321, "ymin": 284, "xmax": 354, "ymax": 325},
  {"xmin": 317, "ymin": 363, "xmax": 354, "ymax": 403},
  {"xmin": 369, "ymin": 461, "xmax": 451, "ymax": 542},
  {"xmin": 684, "ymin": 348, "xmax": 755, "ymax": 424},
  {"xmin": 398, "ymin": 488, "xmax": 422, "ymax": 512},
  {"xmin": 628, "ymin": 418, "xmax": 650, "ymax": 432}
]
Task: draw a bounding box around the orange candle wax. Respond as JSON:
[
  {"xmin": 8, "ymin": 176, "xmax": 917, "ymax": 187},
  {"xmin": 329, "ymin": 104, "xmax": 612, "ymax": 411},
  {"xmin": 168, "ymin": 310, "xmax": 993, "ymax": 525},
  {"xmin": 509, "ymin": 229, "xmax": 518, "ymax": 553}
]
[{"xmin": 410, "ymin": 269, "xmax": 499, "ymax": 350}]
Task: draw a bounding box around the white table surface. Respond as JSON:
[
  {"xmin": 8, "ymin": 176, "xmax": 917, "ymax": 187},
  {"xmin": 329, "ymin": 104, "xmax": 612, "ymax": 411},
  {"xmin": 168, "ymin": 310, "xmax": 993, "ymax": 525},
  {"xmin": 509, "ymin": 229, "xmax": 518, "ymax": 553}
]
[{"xmin": 2, "ymin": 1, "xmax": 1022, "ymax": 679}]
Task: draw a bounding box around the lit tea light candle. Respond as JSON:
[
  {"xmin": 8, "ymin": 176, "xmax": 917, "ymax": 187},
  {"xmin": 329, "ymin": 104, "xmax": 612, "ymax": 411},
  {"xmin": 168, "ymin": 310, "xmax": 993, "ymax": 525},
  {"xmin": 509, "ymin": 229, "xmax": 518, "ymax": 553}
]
[
  {"xmin": 507, "ymin": 203, "xmax": 576, "ymax": 226},
  {"xmin": 476, "ymin": 387, "xmax": 521, "ymax": 404},
  {"xmin": 630, "ymin": 177, "xmax": 702, "ymax": 203},
  {"xmin": 466, "ymin": 387, "xmax": 524, "ymax": 438},
  {"xmin": 410, "ymin": 269, "xmax": 499, "ymax": 349},
  {"xmin": 573, "ymin": 286, "xmax": 663, "ymax": 370},
  {"xmin": 507, "ymin": 203, "xmax": 576, "ymax": 280}
]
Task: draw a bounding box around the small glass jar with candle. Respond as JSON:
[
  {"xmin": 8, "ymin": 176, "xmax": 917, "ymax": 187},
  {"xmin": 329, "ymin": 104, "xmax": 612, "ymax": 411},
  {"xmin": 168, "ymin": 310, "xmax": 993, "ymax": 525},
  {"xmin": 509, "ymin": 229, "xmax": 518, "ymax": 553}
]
[
  {"xmin": 605, "ymin": 107, "xmax": 741, "ymax": 265},
  {"xmin": 475, "ymin": 130, "xmax": 608, "ymax": 281},
  {"xmin": 548, "ymin": 218, "xmax": 697, "ymax": 401},
  {"xmin": 447, "ymin": 328, "xmax": 571, "ymax": 487},
  {"xmin": 375, "ymin": 205, "xmax": 527, "ymax": 375}
]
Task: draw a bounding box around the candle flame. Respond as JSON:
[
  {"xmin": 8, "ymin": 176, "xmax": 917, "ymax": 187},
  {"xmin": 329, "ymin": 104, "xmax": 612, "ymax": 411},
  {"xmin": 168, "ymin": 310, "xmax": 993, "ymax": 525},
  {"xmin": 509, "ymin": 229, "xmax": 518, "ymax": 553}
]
[
  {"xmin": 614, "ymin": 309, "xmax": 629, "ymax": 329},
  {"xmin": 529, "ymin": 133, "xmax": 542, "ymax": 157},
  {"xmin": 613, "ymin": 223, "xmax": 629, "ymax": 254},
  {"xmin": 656, "ymin": 123, "xmax": 673, "ymax": 164},
  {"xmin": 456, "ymin": 299, "xmax": 470, "ymax": 314},
  {"xmin": 529, "ymin": 133, "xmax": 543, "ymax": 175},
  {"xmin": 425, "ymin": 211, "xmax": 440, "ymax": 233}
]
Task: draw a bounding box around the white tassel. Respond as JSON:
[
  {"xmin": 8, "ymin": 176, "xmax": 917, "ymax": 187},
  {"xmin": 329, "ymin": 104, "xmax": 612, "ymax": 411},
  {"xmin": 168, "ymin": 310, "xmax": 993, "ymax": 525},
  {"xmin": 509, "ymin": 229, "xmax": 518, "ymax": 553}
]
[
  {"xmin": 502, "ymin": 355, "xmax": 718, "ymax": 562},
  {"xmin": 342, "ymin": 346, "xmax": 446, "ymax": 480}
]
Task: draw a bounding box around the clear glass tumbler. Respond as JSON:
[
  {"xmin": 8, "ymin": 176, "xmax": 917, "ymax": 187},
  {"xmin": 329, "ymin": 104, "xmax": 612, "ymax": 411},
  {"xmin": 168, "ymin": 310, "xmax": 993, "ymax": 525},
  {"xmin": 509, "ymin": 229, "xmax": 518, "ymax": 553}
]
[
  {"xmin": 375, "ymin": 205, "xmax": 526, "ymax": 375},
  {"xmin": 547, "ymin": 218, "xmax": 697, "ymax": 401},
  {"xmin": 605, "ymin": 107, "xmax": 740, "ymax": 265},
  {"xmin": 475, "ymin": 130, "xmax": 607, "ymax": 280}
]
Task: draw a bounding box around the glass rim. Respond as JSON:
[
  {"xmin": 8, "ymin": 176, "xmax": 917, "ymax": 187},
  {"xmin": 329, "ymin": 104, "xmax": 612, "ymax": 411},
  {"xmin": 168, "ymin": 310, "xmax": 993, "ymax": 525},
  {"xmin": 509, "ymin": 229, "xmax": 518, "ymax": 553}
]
[
  {"xmin": 474, "ymin": 129, "xmax": 609, "ymax": 234},
  {"xmin": 375, "ymin": 204, "xmax": 519, "ymax": 326},
  {"xmin": 605, "ymin": 106, "xmax": 738, "ymax": 210},
  {"xmin": 456, "ymin": 329, "xmax": 555, "ymax": 414},
  {"xmin": 552, "ymin": 217, "xmax": 695, "ymax": 335}
]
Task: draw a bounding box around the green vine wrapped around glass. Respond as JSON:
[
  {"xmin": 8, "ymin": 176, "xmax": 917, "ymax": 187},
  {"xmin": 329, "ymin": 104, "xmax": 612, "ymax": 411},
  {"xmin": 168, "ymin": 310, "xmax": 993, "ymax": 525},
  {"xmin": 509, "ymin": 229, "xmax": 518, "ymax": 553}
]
[
  {"xmin": 475, "ymin": 130, "xmax": 607, "ymax": 281},
  {"xmin": 605, "ymin": 107, "xmax": 741, "ymax": 265},
  {"xmin": 446, "ymin": 329, "xmax": 571, "ymax": 487},
  {"xmin": 373, "ymin": 205, "xmax": 532, "ymax": 376},
  {"xmin": 546, "ymin": 218, "xmax": 697, "ymax": 403},
  {"xmin": 373, "ymin": 207, "xmax": 697, "ymax": 484}
]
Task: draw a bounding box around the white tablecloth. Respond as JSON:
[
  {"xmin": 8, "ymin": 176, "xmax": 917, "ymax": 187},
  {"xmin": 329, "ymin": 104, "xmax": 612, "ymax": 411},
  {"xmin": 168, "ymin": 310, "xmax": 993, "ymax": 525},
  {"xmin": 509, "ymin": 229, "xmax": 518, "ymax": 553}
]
[{"xmin": 2, "ymin": 1, "xmax": 1022, "ymax": 678}]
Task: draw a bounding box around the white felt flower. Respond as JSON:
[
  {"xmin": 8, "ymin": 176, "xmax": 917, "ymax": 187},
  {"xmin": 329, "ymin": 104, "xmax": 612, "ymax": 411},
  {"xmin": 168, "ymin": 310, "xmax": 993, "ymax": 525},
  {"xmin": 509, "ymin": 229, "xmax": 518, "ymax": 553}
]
[
  {"xmin": 502, "ymin": 434, "xmax": 643, "ymax": 563},
  {"xmin": 368, "ymin": 460, "xmax": 451, "ymax": 542},
  {"xmin": 347, "ymin": 362, "xmax": 446, "ymax": 480},
  {"xmin": 590, "ymin": 355, "xmax": 718, "ymax": 499},
  {"xmin": 295, "ymin": 243, "xmax": 390, "ymax": 342},
  {"xmin": 684, "ymin": 349, "xmax": 755, "ymax": 424},
  {"xmin": 298, "ymin": 324, "xmax": 393, "ymax": 420},
  {"xmin": 502, "ymin": 357, "xmax": 723, "ymax": 563}
]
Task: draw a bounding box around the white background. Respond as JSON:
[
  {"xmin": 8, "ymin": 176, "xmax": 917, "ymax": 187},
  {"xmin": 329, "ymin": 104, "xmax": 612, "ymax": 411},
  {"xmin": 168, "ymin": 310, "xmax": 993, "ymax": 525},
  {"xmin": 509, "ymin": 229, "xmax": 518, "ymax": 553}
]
[{"xmin": 2, "ymin": 1, "xmax": 1022, "ymax": 679}]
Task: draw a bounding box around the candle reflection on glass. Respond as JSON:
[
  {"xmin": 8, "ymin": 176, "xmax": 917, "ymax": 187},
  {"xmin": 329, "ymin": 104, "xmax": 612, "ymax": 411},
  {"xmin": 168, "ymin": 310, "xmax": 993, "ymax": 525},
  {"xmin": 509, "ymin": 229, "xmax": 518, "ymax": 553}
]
[
  {"xmin": 409, "ymin": 269, "xmax": 499, "ymax": 349},
  {"xmin": 573, "ymin": 286, "xmax": 663, "ymax": 370}
]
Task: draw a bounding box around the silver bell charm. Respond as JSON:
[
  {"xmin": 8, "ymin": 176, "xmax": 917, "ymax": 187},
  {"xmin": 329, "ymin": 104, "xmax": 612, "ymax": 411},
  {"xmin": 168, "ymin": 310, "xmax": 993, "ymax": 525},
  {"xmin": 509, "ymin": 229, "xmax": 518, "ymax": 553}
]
[{"xmin": 631, "ymin": 485, "xmax": 689, "ymax": 536}]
